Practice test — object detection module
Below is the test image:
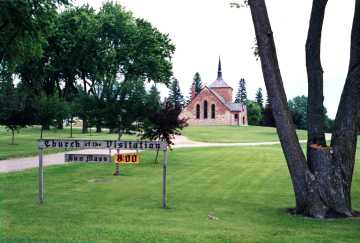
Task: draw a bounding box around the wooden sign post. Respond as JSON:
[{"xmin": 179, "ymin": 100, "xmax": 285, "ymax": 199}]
[
  {"xmin": 37, "ymin": 139, "xmax": 168, "ymax": 208},
  {"xmin": 113, "ymin": 148, "xmax": 120, "ymax": 176}
]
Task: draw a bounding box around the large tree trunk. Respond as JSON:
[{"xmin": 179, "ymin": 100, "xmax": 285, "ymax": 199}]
[
  {"xmin": 248, "ymin": 0, "xmax": 359, "ymax": 218},
  {"xmin": 56, "ymin": 120, "xmax": 63, "ymax": 129},
  {"xmin": 40, "ymin": 126, "xmax": 44, "ymax": 139},
  {"xmin": 96, "ymin": 123, "xmax": 102, "ymax": 133},
  {"xmin": 82, "ymin": 119, "xmax": 88, "ymax": 133},
  {"xmin": 11, "ymin": 128, "xmax": 15, "ymax": 145},
  {"xmin": 304, "ymin": 0, "xmax": 356, "ymax": 217}
]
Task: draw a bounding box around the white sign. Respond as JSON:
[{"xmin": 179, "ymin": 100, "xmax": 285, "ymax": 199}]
[{"xmin": 37, "ymin": 139, "xmax": 167, "ymax": 150}]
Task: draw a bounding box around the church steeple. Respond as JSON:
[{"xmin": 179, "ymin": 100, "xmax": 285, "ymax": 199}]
[
  {"xmin": 217, "ymin": 56, "xmax": 222, "ymax": 79},
  {"xmin": 209, "ymin": 57, "xmax": 232, "ymax": 90}
]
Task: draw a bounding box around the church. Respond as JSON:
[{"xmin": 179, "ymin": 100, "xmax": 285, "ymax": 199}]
[{"xmin": 180, "ymin": 59, "xmax": 248, "ymax": 126}]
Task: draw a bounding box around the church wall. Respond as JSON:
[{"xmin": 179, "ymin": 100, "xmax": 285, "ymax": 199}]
[
  {"xmin": 180, "ymin": 88, "xmax": 247, "ymax": 126},
  {"xmin": 209, "ymin": 87, "xmax": 233, "ymax": 102}
]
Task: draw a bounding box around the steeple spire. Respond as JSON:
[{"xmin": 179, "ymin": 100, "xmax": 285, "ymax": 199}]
[{"xmin": 217, "ymin": 56, "xmax": 222, "ymax": 79}]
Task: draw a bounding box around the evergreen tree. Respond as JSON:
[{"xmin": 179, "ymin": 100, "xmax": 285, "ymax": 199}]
[
  {"xmin": 168, "ymin": 78, "xmax": 185, "ymax": 109},
  {"xmin": 146, "ymin": 85, "xmax": 161, "ymax": 113},
  {"xmin": 263, "ymin": 95, "xmax": 275, "ymax": 127},
  {"xmin": 247, "ymin": 101, "xmax": 262, "ymax": 125},
  {"xmin": 255, "ymin": 88, "xmax": 264, "ymax": 109},
  {"xmin": 235, "ymin": 78, "xmax": 247, "ymax": 104},
  {"xmin": 193, "ymin": 72, "xmax": 203, "ymax": 95}
]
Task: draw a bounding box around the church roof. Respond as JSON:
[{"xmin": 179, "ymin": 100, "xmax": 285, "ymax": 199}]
[
  {"xmin": 208, "ymin": 88, "xmax": 244, "ymax": 112},
  {"xmin": 209, "ymin": 57, "xmax": 233, "ymax": 89},
  {"xmin": 225, "ymin": 102, "xmax": 243, "ymax": 112}
]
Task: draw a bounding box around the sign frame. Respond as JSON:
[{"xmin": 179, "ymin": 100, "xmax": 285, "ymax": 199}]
[{"xmin": 37, "ymin": 139, "xmax": 168, "ymax": 208}]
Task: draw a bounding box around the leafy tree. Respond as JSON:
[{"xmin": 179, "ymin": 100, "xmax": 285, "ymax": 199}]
[
  {"xmin": 234, "ymin": 78, "xmax": 247, "ymax": 103},
  {"xmin": 288, "ymin": 95, "xmax": 334, "ymax": 132},
  {"xmin": 168, "ymin": 78, "xmax": 185, "ymax": 110},
  {"xmin": 255, "ymin": 88, "xmax": 264, "ymax": 109},
  {"xmin": 141, "ymin": 101, "xmax": 188, "ymax": 163},
  {"xmin": 14, "ymin": 2, "xmax": 175, "ymax": 136},
  {"xmin": 51, "ymin": 5, "xmax": 99, "ymax": 131},
  {"xmin": 0, "ymin": 0, "xmax": 69, "ymax": 68},
  {"xmin": 248, "ymin": 0, "xmax": 360, "ymax": 218},
  {"xmin": 34, "ymin": 93, "xmax": 68, "ymax": 138},
  {"xmin": 90, "ymin": 2, "xmax": 175, "ymax": 135},
  {"xmin": 247, "ymin": 101, "xmax": 262, "ymax": 125},
  {"xmin": 0, "ymin": 78, "xmax": 34, "ymax": 144},
  {"xmin": 288, "ymin": 96, "xmax": 308, "ymax": 130}
]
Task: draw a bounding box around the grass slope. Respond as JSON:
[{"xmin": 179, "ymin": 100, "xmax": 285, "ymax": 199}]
[
  {"xmin": 182, "ymin": 125, "xmax": 307, "ymax": 143},
  {"xmin": 0, "ymin": 127, "xmax": 135, "ymax": 160},
  {"xmin": 1, "ymin": 146, "xmax": 360, "ymax": 242}
]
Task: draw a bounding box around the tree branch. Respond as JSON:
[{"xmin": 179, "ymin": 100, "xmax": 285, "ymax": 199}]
[{"xmin": 306, "ymin": 0, "xmax": 328, "ymax": 147}]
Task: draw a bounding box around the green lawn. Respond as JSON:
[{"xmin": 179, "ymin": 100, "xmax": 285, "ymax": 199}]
[
  {"xmin": 182, "ymin": 125, "xmax": 308, "ymax": 143},
  {"xmin": 1, "ymin": 146, "xmax": 360, "ymax": 242},
  {"xmin": 0, "ymin": 126, "xmax": 136, "ymax": 160}
]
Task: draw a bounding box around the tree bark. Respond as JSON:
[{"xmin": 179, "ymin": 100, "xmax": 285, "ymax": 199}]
[
  {"xmin": 248, "ymin": 0, "xmax": 308, "ymax": 212},
  {"xmin": 306, "ymin": 0, "xmax": 327, "ymax": 147},
  {"xmin": 330, "ymin": 0, "xmax": 360, "ymax": 211}
]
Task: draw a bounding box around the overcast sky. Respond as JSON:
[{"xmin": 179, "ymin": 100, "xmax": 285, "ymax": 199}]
[{"xmin": 75, "ymin": 0, "xmax": 356, "ymax": 118}]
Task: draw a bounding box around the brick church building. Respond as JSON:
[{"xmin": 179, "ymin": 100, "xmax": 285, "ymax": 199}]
[{"xmin": 180, "ymin": 59, "xmax": 248, "ymax": 126}]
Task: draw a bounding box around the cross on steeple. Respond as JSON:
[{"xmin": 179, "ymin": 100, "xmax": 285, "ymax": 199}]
[{"xmin": 217, "ymin": 56, "xmax": 222, "ymax": 80}]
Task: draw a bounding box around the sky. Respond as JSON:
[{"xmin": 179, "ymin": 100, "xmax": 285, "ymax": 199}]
[{"xmin": 75, "ymin": 0, "xmax": 356, "ymax": 118}]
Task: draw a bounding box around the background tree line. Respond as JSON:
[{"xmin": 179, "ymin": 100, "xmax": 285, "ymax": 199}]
[{"xmin": 234, "ymin": 79, "xmax": 334, "ymax": 132}]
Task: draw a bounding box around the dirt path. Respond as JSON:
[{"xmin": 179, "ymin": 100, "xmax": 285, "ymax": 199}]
[{"xmin": 0, "ymin": 134, "xmax": 331, "ymax": 173}]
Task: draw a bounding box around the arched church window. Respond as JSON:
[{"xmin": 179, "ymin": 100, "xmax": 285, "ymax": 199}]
[
  {"xmin": 211, "ymin": 104, "xmax": 215, "ymax": 119},
  {"xmin": 196, "ymin": 104, "xmax": 200, "ymax": 119},
  {"xmin": 204, "ymin": 100, "xmax": 208, "ymax": 119}
]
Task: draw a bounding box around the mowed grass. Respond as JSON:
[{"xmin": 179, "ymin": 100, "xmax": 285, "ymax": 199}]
[
  {"xmin": 0, "ymin": 126, "xmax": 135, "ymax": 160},
  {"xmin": 1, "ymin": 146, "xmax": 360, "ymax": 242},
  {"xmin": 182, "ymin": 125, "xmax": 308, "ymax": 143}
]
